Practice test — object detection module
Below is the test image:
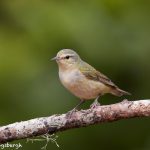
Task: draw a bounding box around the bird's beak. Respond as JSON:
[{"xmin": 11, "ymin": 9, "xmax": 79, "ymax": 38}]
[{"xmin": 51, "ymin": 56, "xmax": 57, "ymax": 61}]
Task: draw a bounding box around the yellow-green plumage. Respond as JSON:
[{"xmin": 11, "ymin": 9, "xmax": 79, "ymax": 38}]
[
  {"xmin": 52, "ymin": 49, "xmax": 131, "ymax": 106},
  {"xmin": 78, "ymin": 61, "xmax": 130, "ymax": 97}
]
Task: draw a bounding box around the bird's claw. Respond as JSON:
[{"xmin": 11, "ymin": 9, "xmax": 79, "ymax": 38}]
[
  {"xmin": 66, "ymin": 108, "xmax": 78, "ymax": 119},
  {"xmin": 90, "ymin": 100, "xmax": 101, "ymax": 109}
]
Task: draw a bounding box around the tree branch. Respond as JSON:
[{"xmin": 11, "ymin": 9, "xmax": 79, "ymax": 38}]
[{"xmin": 0, "ymin": 99, "xmax": 150, "ymax": 144}]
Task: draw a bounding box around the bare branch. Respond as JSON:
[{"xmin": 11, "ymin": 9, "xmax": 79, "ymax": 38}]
[{"xmin": 0, "ymin": 99, "xmax": 150, "ymax": 144}]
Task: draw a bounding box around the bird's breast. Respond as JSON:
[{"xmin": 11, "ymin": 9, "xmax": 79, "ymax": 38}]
[
  {"xmin": 59, "ymin": 68, "xmax": 81, "ymax": 86},
  {"xmin": 59, "ymin": 68, "xmax": 110, "ymax": 100}
]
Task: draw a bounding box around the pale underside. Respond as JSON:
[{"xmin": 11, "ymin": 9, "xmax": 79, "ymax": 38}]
[{"xmin": 59, "ymin": 68, "xmax": 111, "ymax": 100}]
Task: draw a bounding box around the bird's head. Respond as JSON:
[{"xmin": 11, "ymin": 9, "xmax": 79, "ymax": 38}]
[{"xmin": 51, "ymin": 49, "xmax": 81, "ymax": 69}]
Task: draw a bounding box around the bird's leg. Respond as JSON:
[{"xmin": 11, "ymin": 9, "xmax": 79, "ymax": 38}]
[
  {"xmin": 90, "ymin": 96, "xmax": 101, "ymax": 109},
  {"xmin": 66, "ymin": 100, "xmax": 85, "ymax": 118},
  {"xmin": 73, "ymin": 99, "xmax": 85, "ymax": 110}
]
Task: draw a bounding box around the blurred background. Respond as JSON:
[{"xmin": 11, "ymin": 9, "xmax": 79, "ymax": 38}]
[{"xmin": 0, "ymin": 0, "xmax": 150, "ymax": 150}]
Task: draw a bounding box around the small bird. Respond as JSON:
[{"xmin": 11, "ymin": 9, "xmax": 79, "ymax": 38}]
[{"xmin": 52, "ymin": 49, "xmax": 130, "ymax": 111}]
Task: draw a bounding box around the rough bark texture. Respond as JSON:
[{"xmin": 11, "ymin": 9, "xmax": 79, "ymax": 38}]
[{"xmin": 0, "ymin": 99, "xmax": 150, "ymax": 144}]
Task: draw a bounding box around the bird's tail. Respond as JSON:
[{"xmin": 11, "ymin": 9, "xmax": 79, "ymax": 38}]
[{"xmin": 111, "ymin": 88, "xmax": 131, "ymax": 97}]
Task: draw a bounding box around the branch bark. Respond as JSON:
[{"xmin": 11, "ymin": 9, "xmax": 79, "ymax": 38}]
[{"xmin": 0, "ymin": 99, "xmax": 150, "ymax": 144}]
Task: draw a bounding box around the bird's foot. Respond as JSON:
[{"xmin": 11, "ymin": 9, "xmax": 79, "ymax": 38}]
[
  {"xmin": 122, "ymin": 99, "xmax": 129, "ymax": 103},
  {"xmin": 90, "ymin": 99, "xmax": 101, "ymax": 109},
  {"xmin": 66, "ymin": 108, "xmax": 78, "ymax": 119}
]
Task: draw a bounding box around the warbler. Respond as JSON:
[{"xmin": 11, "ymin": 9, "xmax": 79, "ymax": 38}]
[{"xmin": 52, "ymin": 49, "xmax": 131, "ymax": 110}]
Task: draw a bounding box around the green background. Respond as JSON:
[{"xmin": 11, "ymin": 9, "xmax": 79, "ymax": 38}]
[{"xmin": 0, "ymin": 0, "xmax": 150, "ymax": 150}]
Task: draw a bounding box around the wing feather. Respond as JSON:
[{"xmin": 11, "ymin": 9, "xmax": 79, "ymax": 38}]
[{"xmin": 79, "ymin": 61, "xmax": 118, "ymax": 88}]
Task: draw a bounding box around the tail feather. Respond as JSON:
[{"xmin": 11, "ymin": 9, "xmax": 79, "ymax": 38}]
[{"xmin": 111, "ymin": 88, "xmax": 131, "ymax": 97}]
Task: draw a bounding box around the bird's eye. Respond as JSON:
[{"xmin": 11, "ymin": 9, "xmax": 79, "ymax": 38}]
[{"xmin": 65, "ymin": 56, "xmax": 70, "ymax": 59}]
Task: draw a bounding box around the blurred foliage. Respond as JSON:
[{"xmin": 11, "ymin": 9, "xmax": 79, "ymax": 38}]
[{"xmin": 0, "ymin": 0, "xmax": 150, "ymax": 150}]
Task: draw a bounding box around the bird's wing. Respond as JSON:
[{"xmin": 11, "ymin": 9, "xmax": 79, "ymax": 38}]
[{"xmin": 79, "ymin": 61, "xmax": 118, "ymax": 88}]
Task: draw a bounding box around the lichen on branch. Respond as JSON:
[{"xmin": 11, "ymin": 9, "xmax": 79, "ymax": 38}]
[{"xmin": 0, "ymin": 99, "xmax": 150, "ymax": 144}]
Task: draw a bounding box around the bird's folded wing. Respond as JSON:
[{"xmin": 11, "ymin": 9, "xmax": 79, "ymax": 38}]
[{"xmin": 79, "ymin": 62, "xmax": 118, "ymax": 88}]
